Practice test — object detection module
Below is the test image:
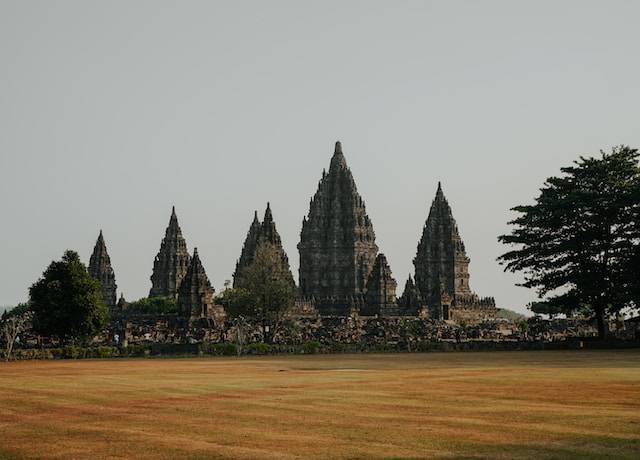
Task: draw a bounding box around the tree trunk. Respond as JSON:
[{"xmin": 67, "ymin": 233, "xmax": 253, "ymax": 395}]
[
  {"xmin": 5, "ymin": 339, "xmax": 14, "ymax": 362},
  {"xmin": 595, "ymin": 306, "xmax": 607, "ymax": 340}
]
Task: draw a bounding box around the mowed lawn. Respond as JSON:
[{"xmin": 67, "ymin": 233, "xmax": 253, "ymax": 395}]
[{"xmin": 1, "ymin": 351, "xmax": 639, "ymax": 459}]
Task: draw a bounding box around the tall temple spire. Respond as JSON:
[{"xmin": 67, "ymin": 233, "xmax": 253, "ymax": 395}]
[
  {"xmin": 150, "ymin": 207, "xmax": 191, "ymax": 298},
  {"xmin": 178, "ymin": 247, "xmax": 216, "ymax": 319},
  {"xmin": 264, "ymin": 202, "xmax": 273, "ymax": 222},
  {"xmin": 298, "ymin": 141, "xmax": 378, "ymax": 311},
  {"xmin": 234, "ymin": 203, "xmax": 295, "ymax": 289},
  {"xmin": 233, "ymin": 210, "xmax": 262, "ymax": 288},
  {"xmin": 88, "ymin": 230, "xmax": 117, "ymax": 312},
  {"xmin": 413, "ymin": 183, "xmax": 473, "ymax": 314},
  {"xmin": 329, "ymin": 140, "xmax": 348, "ymax": 171}
]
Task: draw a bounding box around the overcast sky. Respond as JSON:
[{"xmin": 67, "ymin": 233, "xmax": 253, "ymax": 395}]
[{"xmin": 1, "ymin": 1, "xmax": 639, "ymax": 314}]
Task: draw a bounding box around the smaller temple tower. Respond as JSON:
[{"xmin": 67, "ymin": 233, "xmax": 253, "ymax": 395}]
[
  {"xmin": 233, "ymin": 210, "xmax": 261, "ymax": 288},
  {"xmin": 88, "ymin": 230, "xmax": 117, "ymax": 312},
  {"xmin": 363, "ymin": 253, "xmax": 398, "ymax": 316},
  {"xmin": 397, "ymin": 275, "xmax": 423, "ymax": 316},
  {"xmin": 233, "ymin": 203, "xmax": 295, "ymax": 289},
  {"xmin": 177, "ymin": 248, "xmax": 216, "ymax": 319},
  {"xmin": 150, "ymin": 207, "xmax": 191, "ymax": 298},
  {"xmin": 413, "ymin": 183, "xmax": 496, "ymax": 321}
]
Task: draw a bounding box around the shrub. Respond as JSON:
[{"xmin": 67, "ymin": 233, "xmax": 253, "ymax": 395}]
[
  {"xmin": 245, "ymin": 342, "xmax": 272, "ymax": 355},
  {"xmin": 302, "ymin": 340, "xmax": 321, "ymax": 354},
  {"xmin": 126, "ymin": 296, "xmax": 178, "ymax": 315},
  {"xmin": 205, "ymin": 343, "xmax": 237, "ymax": 356},
  {"xmin": 96, "ymin": 346, "xmax": 118, "ymax": 358},
  {"xmin": 61, "ymin": 345, "xmax": 81, "ymax": 359},
  {"xmin": 122, "ymin": 344, "xmax": 150, "ymax": 357}
]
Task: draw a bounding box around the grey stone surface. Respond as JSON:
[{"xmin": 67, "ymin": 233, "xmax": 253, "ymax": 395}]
[
  {"xmin": 88, "ymin": 230, "xmax": 117, "ymax": 312},
  {"xmin": 149, "ymin": 207, "xmax": 190, "ymax": 298},
  {"xmin": 298, "ymin": 141, "xmax": 378, "ymax": 314},
  {"xmin": 413, "ymin": 183, "xmax": 496, "ymax": 321}
]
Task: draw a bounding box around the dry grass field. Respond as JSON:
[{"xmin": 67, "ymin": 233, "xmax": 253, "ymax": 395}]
[{"xmin": 1, "ymin": 350, "xmax": 639, "ymax": 459}]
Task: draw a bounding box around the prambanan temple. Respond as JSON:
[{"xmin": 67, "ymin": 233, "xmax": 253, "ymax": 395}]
[{"xmin": 88, "ymin": 141, "xmax": 496, "ymax": 325}]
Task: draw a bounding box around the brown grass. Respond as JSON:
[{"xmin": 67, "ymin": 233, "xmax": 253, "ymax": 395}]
[{"xmin": 1, "ymin": 350, "xmax": 639, "ymax": 459}]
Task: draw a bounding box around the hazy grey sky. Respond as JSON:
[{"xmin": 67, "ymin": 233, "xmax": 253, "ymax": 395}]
[{"xmin": 1, "ymin": 1, "xmax": 639, "ymax": 313}]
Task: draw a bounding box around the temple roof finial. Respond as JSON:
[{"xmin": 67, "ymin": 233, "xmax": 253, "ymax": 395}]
[
  {"xmin": 329, "ymin": 141, "xmax": 348, "ymax": 171},
  {"xmin": 334, "ymin": 141, "xmax": 342, "ymax": 155},
  {"xmin": 264, "ymin": 202, "xmax": 273, "ymax": 222}
]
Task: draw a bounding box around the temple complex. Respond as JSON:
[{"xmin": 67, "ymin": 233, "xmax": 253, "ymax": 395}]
[
  {"xmin": 413, "ymin": 183, "xmax": 496, "ymax": 321},
  {"xmin": 233, "ymin": 203, "xmax": 295, "ymax": 289},
  {"xmin": 96, "ymin": 143, "xmax": 496, "ymax": 327},
  {"xmin": 149, "ymin": 207, "xmax": 191, "ymax": 298},
  {"xmin": 88, "ymin": 230, "xmax": 117, "ymax": 312},
  {"xmin": 177, "ymin": 248, "xmax": 217, "ymax": 319},
  {"xmin": 298, "ymin": 141, "xmax": 379, "ymax": 314}
]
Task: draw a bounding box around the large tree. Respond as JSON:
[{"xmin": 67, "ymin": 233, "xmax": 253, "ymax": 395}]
[
  {"xmin": 29, "ymin": 250, "xmax": 107, "ymax": 344},
  {"xmin": 220, "ymin": 242, "xmax": 295, "ymax": 343},
  {"xmin": 498, "ymin": 146, "xmax": 640, "ymax": 338},
  {"xmin": 1, "ymin": 305, "xmax": 32, "ymax": 361}
]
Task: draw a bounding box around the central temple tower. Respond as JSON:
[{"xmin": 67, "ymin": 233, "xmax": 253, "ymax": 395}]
[{"xmin": 298, "ymin": 141, "xmax": 378, "ymax": 311}]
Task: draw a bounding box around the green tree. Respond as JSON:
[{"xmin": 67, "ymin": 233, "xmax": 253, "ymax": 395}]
[
  {"xmin": 528, "ymin": 301, "xmax": 567, "ymax": 319},
  {"xmin": 0, "ymin": 302, "xmax": 31, "ymax": 321},
  {"xmin": 1, "ymin": 305, "xmax": 33, "ymax": 361},
  {"xmin": 29, "ymin": 250, "xmax": 107, "ymax": 344},
  {"xmin": 127, "ymin": 296, "xmax": 177, "ymax": 314},
  {"xmin": 223, "ymin": 243, "xmax": 295, "ymax": 343},
  {"xmin": 498, "ymin": 146, "xmax": 640, "ymax": 338}
]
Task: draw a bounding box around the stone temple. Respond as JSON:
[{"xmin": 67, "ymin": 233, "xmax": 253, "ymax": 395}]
[
  {"xmin": 295, "ymin": 141, "xmax": 495, "ymax": 321},
  {"xmin": 177, "ymin": 248, "xmax": 216, "ymax": 319},
  {"xmin": 412, "ymin": 183, "xmax": 496, "ymax": 321},
  {"xmin": 298, "ymin": 141, "xmax": 379, "ymax": 314},
  {"xmin": 88, "ymin": 230, "xmax": 117, "ymax": 312},
  {"xmin": 100, "ymin": 141, "xmax": 496, "ymax": 325},
  {"xmin": 234, "ymin": 203, "xmax": 295, "ymax": 290},
  {"xmin": 149, "ymin": 207, "xmax": 191, "ymax": 298}
]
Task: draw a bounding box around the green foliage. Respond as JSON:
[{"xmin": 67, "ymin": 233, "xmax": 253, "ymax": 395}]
[
  {"xmin": 201, "ymin": 342, "xmax": 237, "ymax": 356},
  {"xmin": 496, "ymin": 308, "xmax": 527, "ymax": 321},
  {"xmin": 224, "ymin": 242, "xmax": 296, "ymax": 343},
  {"xmin": 302, "ymin": 340, "xmax": 321, "ymax": 354},
  {"xmin": 245, "ymin": 342, "xmax": 272, "ymax": 355},
  {"xmin": 217, "ymin": 288, "xmax": 253, "ymax": 317},
  {"xmin": 61, "ymin": 345, "xmax": 81, "ymax": 359},
  {"xmin": 127, "ymin": 296, "xmax": 178, "ymax": 314},
  {"xmin": 498, "ymin": 146, "xmax": 640, "ymax": 338},
  {"xmin": 1, "ymin": 302, "xmax": 31, "ymax": 321},
  {"xmin": 29, "ymin": 250, "xmax": 107, "ymax": 344},
  {"xmin": 528, "ymin": 301, "xmax": 567, "ymax": 319}
]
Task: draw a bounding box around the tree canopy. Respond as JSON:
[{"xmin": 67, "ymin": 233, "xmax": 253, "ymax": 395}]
[
  {"xmin": 127, "ymin": 296, "xmax": 177, "ymax": 315},
  {"xmin": 498, "ymin": 146, "xmax": 640, "ymax": 337},
  {"xmin": 29, "ymin": 250, "xmax": 107, "ymax": 344},
  {"xmin": 219, "ymin": 242, "xmax": 295, "ymax": 343}
]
